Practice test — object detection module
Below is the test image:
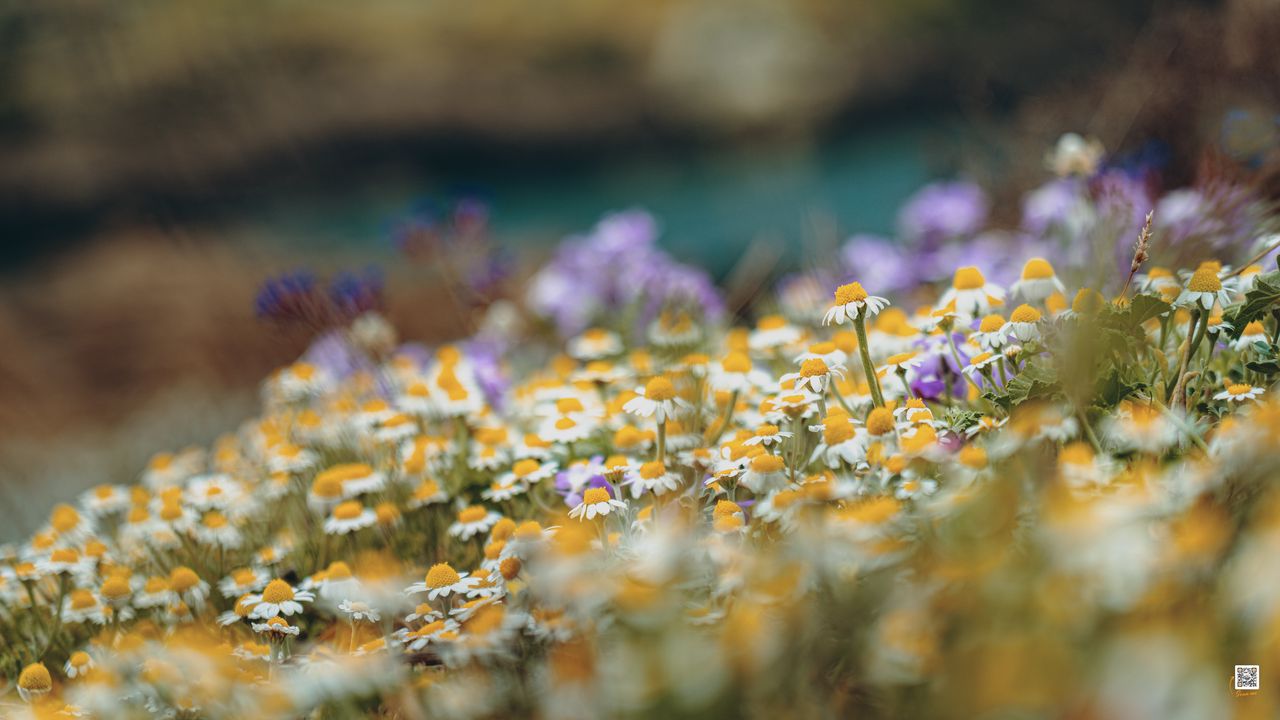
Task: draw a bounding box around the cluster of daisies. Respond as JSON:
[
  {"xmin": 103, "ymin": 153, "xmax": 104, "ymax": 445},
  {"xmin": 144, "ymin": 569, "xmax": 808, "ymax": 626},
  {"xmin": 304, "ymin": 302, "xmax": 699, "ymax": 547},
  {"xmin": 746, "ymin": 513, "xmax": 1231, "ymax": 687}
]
[{"xmin": 4, "ymin": 224, "xmax": 1280, "ymax": 718}]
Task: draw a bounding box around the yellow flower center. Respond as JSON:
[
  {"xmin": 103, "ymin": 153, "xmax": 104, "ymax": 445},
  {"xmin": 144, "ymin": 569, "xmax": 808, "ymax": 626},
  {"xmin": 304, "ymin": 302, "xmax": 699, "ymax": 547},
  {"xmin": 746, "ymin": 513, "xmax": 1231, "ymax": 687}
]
[
  {"xmin": 834, "ymin": 282, "xmax": 869, "ymax": 305},
  {"xmin": 51, "ymin": 504, "xmax": 81, "ymax": 533},
  {"xmin": 582, "ymin": 487, "xmax": 611, "ymax": 505},
  {"xmin": 978, "ymin": 314, "xmax": 1006, "ymax": 333},
  {"xmin": 952, "ymin": 266, "xmax": 986, "ymax": 290},
  {"xmin": 500, "ymin": 557, "xmax": 523, "ymax": 580},
  {"xmin": 1071, "ymin": 288, "xmax": 1104, "ymax": 314},
  {"xmin": 101, "ymin": 576, "xmax": 131, "ymax": 599},
  {"xmin": 555, "ymin": 397, "xmax": 584, "ymax": 414},
  {"xmin": 515, "ymin": 520, "xmax": 543, "ymax": 540},
  {"xmin": 799, "ymin": 358, "xmax": 830, "ymax": 377},
  {"xmin": 18, "ymin": 663, "xmax": 51, "ymax": 691},
  {"xmin": 327, "ymin": 561, "xmax": 353, "ymax": 580},
  {"xmin": 458, "ymin": 505, "xmax": 488, "ymax": 523},
  {"xmin": 555, "ymin": 417, "xmax": 577, "ymax": 430},
  {"xmin": 639, "ymin": 461, "xmax": 667, "ymax": 480},
  {"xmin": 750, "ymin": 454, "xmax": 785, "ymax": 473},
  {"xmin": 50, "ymin": 548, "xmax": 79, "ymax": 564},
  {"xmin": 1010, "ymin": 304, "xmax": 1042, "ymax": 323},
  {"xmin": 333, "ymin": 501, "xmax": 363, "ymax": 521},
  {"xmin": 714, "ymin": 500, "xmax": 743, "ymax": 518},
  {"xmin": 203, "ymin": 511, "xmax": 228, "ymax": 529},
  {"xmin": 1059, "ymin": 441, "xmax": 1094, "ymax": 466},
  {"xmin": 1020, "ymin": 257, "xmax": 1055, "ymax": 280},
  {"xmin": 721, "ymin": 352, "xmax": 752, "ymax": 373},
  {"xmin": 260, "ymin": 579, "xmax": 294, "ymax": 604},
  {"xmin": 644, "ymin": 376, "xmax": 677, "ymax": 401},
  {"xmin": 232, "ymin": 568, "xmax": 257, "ymax": 585},
  {"xmin": 824, "ymin": 420, "xmax": 856, "ymax": 444},
  {"xmin": 1187, "ymin": 267, "xmax": 1222, "ymax": 293},
  {"xmin": 507, "ymin": 460, "xmax": 535, "ymax": 482},
  {"xmin": 757, "ymin": 315, "xmax": 787, "ymax": 330},
  {"xmin": 425, "ymin": 563, "xmax": 461, "ymax": 589},
  {"xmin": 866, "ymin": 408, "xmax": 896, "ymax": 436},
  {"xmin": 69, "ymin": 589, "xmax": 96, "ymax": 610},
  {"xmin": 755, "ymin": 424, "xmax": 780, "ymax": 437},
  {"xmin": 958, "ymin": 445, "xmax": 987, "ymax": 468},
  {"xmin": 69, "ymin": 651, "xmax": 91, "ymax": 668},
  {"xmin": 1227, "ymin": 383, "xmax": 1253, "ymax": 396}
]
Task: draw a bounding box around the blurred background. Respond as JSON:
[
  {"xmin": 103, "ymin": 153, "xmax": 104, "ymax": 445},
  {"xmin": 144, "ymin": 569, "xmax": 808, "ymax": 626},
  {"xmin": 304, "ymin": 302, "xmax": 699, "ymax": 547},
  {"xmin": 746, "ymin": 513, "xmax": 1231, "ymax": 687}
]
[{"xmin": 3, "ymin": 0, "xmax": 1280, "ymax": 536}]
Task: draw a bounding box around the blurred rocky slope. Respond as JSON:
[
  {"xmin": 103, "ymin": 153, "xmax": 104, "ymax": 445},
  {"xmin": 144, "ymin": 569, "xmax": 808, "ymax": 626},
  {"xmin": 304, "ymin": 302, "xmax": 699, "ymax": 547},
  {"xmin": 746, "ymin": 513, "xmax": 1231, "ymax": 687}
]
[{"xmin": 1, "ymin": 0, "xmax": 1155, "ymax": 232}]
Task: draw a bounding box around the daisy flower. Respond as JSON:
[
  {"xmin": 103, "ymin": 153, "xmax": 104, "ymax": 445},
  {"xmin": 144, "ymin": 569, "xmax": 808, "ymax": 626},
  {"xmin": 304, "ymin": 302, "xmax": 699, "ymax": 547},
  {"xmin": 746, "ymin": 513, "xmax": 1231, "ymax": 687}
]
[
  {"xmin": 218, "ymin": 594, "xmax": 259, "ymax": 626},
  {"xmin": 481, "ymin": 480, "xmax": 527, "ymax": 502},
  {"xmin": 648, "ymin": 310, "xmax": 703, "ymax": 348},
  {"xmin": 1233, "ymin": 321, "xmax": 1269, "ymax": 351},
  {"xmin": 399, "ymin": 618, "xmax": 461, "ymax": 652},
  {"xmin": 338, "ymin": 599, "xmax": 381, "ymax": 623},
  {"xmin": 193, "ymin": 510, "xmax": 242, "ymax": 549},
  {"xmin": 822, "ymin": 282, "xmax": 890, "ymax": 325},
  {"xmin": 1215, "ymin": 383, "xmax": 1265, "ymax": 403},
  {"xmin": 894, "ymin": 476, "xmax": 939, "ymax": 500},
  {"xmin": 168, "ymin": 566, "xmax": 210, "ymax": 605},
  {"xmin": 626, "ymin": 461, "xmax": 682, "ymax": 497},
  {"xmin": 623, "ymin": 375, "xmax": 687, "ymax": 424},
  {"xmin": 324, "ymin": 501, "xmax": 378, "ymax": 535},
  {"xmin": 406, "ymin": 563, "xmax": 479, "ymax": 601},
  {"xmin": 568, "ymin": 487, "xmax": 628, "ymax": 520},
  {"xmin": 17, "ymin": 662, "xmax": 52, "ymax": 702},
  {"xmin": 1176, "ymin": 266, "xmax": 1231, "ymax": 310},
  {"xmin": 64, "ymin": 651, "xmax": 95, "ymax": 679},
  {"xmin": 249, "ymin": 579, "xmax": 315, "ymax": 619},
  {"xmin": 498, "ymin": 458, "xmax": 558, "ymax": 487},
  {"xmin": 748, "ymin": 315, "xmax": 802, "ymax": 353},
  {"xmin": 448, "ymin": 505, "xmax": 502, "ymax": 541},
  {"xmin": 743, "ymin": 423, "xmax": 793, "ymax": 448},
  {"xmin": 810, "ymin": 416, "xmax": 866, "ymax": 469},
  {"xmin": 567, "ymin": 328, "xmax": 623, "ymax": 360},
  {"xmin": 408, "ymin": 478, "xmax": 449, "ymax": 509},
  {"xmin": 739, "ymin": 453, "xmax": 788, "ymax": 494},
  {"xmin": 781, "ymin": 358, "xmax": 846, "ymax": 394},
  {"xmin": 1003, "ymin": 304, "xmax": 1043, "ymax": 343},
  {"xmin": 962, "ymin": 351, "xmax": 1002, "ymax": 379},
  {"xmin": 218, "ymin": 567, "xmax": 269, "ymax": 598},
  {"xmin": 937, "ymin": 266, "xmax": 1005, "ymax": 320},
  {"xmin": 253, "ymin": 616, "xmax": 301, "ymax": 637},
  {"xmin": 709, "ymin": 352, "xmax": 773, "ymax": 394},
  {"xmin": 80, "ymin": 484, "xmax": 130, "ymax": 517},
  {"xmin": 1008, "ymin": 258, "xmax": 1066, "ymax": 304}
]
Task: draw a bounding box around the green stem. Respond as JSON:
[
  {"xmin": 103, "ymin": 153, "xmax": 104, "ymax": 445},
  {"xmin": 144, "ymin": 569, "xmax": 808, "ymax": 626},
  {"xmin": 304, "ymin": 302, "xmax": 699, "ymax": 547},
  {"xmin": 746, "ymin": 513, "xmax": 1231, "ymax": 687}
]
[{"xmin": 853, "ymin": 316, "xmax": 884, "ymax": 407}]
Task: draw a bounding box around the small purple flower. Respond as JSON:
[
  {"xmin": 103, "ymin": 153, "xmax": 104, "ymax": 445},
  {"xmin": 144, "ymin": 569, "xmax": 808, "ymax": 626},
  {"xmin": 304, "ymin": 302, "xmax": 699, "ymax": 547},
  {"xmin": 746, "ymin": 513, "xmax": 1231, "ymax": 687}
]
[
  {"xmin": 329, "ymin": 267, "xmax": 385, "ymax": 321},
  {"xmin": 898, "ymin": 181, "xmax": 989, "ymax": 247},
  {"xmin": 255, "ymin": 270, "xmax": 324, "ymax": 325},
  {"xmin": 840, "ymin": 235, "xmax": 919, "ymax": 294}
]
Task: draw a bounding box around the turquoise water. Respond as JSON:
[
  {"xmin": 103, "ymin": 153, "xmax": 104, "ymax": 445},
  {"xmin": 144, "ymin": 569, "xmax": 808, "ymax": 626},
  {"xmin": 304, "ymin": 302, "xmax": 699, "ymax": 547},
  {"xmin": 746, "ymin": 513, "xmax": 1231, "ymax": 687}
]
[{"xmin": 237, "ymin": 122, "xmax": 941, "ymax": 275}]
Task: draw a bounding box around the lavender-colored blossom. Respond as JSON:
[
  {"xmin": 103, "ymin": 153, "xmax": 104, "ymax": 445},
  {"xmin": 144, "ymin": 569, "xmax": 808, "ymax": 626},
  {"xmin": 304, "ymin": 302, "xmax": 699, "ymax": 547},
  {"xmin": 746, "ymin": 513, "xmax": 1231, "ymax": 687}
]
[
  {"xmin": 527, "ymin": 209, "xmax": 724, "ymax": 337},
  {"xmin": 840, "ymin": 234, "xmax": 919, "ymax": 294},
  {"xmin": 1021, "ymin": 178, "xmax": 1087, "ymax": 236},
  {"xmin": 255, "ymin": 271, "xmax": 322, "ymax": 324},
  {"xmin": 897, "ymin": 181, "xmax": 989, "ymax": 247},
  {"xmin": 462, "ymin": 338, "xmax": 509, "ymax": 411},
  {"xmin": 329, "ymin": 267, "xmax": 385, "ymax": 320},
  {"xmin": 909, "ymin": 335, "xmax": 968, "ymax": 401}
]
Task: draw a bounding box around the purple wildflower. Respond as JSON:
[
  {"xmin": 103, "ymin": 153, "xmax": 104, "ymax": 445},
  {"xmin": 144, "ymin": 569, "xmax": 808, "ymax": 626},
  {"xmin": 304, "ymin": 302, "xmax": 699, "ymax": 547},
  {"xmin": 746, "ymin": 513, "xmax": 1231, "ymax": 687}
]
[{"xmin": 897, "ymin": 181, "xmax": 989, "ymax": 248}]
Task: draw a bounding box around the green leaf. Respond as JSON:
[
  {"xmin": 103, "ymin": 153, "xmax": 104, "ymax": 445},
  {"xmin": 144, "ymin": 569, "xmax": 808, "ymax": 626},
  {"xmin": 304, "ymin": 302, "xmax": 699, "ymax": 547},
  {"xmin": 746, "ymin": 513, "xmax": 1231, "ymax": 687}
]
[
  {"xmin": 1094, "ymin": 368, "xmax": 1146, "ymax": 407},
  {"xmin": 943, "ymin": 408, "xmax": 981, "ymax": 433},
  {"xmin": 987, "ymin": 362, "xmax": 1060, "ymax": 410},
  {"xmin": 1226, "ymin": 270, "xmax": 1280, "ymax": 339},
  {"xmin": 1246, "ymin": 360, "xmax": 1280, "ymax": 376}
]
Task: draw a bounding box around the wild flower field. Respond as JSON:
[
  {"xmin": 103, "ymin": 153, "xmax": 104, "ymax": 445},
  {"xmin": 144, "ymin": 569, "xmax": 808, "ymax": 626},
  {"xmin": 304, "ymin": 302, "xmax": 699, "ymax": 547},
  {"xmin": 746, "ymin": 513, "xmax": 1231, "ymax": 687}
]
[{"xmin": 5, "ymin": 136, "xmax": 1280, "ymax": 718}]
